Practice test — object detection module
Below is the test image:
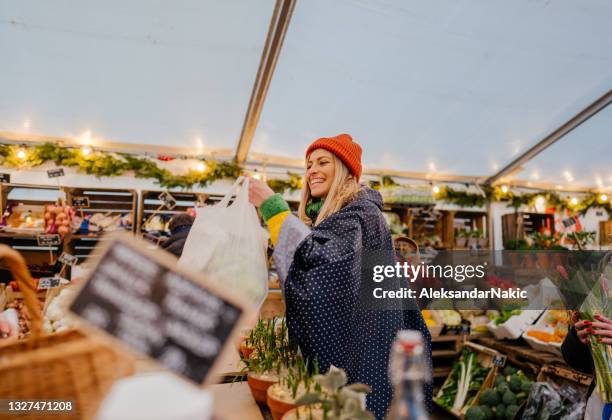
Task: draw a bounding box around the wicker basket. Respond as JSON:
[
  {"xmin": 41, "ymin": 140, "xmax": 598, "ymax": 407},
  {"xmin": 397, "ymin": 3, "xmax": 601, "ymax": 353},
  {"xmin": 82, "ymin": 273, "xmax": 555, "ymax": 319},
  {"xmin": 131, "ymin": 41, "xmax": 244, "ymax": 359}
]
[{"xmin": 0, "ymin": 245, "xmax": 134, "ymax": 419}]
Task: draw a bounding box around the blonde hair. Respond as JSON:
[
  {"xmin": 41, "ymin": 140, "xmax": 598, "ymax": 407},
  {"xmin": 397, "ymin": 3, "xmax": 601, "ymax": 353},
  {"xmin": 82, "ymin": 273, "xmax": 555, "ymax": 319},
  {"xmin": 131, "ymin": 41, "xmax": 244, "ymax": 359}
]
[{"xmin": 298, "ymin": 154, "xmax": 360, "ymax": 226}]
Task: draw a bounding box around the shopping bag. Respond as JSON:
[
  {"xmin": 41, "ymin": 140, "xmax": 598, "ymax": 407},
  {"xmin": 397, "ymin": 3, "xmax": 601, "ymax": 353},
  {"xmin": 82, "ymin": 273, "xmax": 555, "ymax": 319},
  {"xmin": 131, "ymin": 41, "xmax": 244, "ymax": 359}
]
[{"xmin": 179, "ymin": 177, "xmax": 269, "ymax": 306}]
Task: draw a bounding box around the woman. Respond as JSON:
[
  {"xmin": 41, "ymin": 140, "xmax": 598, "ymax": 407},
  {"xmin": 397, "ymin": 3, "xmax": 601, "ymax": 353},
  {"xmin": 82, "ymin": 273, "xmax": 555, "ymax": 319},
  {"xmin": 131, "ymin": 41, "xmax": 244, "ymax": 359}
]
[
  {"xmin": 248, "ymin": 134, "xmax": 432, "ymax": 418},
  {"xmin": 563, "ymin": 312, "xmax": 612, "ymax": 420}
]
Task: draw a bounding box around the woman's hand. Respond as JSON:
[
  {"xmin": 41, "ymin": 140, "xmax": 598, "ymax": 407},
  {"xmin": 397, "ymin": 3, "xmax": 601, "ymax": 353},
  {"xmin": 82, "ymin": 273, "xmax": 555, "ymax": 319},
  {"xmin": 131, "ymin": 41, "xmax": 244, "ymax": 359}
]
[
  {"xmin": 572, "ymin": 312, "xmax": 593, "ymax": 345},
  {"xmin": 591, "ymin": 313, "xmax": 612, "ymax": 345},
  {"xmin": 247, "ymin": 176, "xmax": 274, "ymax": 208}
]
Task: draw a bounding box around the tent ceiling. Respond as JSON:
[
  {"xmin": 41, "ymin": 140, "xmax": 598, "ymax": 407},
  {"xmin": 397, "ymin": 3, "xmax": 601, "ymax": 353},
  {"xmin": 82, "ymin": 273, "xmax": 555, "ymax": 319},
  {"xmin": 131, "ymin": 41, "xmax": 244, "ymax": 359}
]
[
  {"xmin": 250, "ymin": 0, "xmax": 612, "ymax": 179},
  {"xmin": 0, "ymin": 0, "xmax": 273, "ymax": 150},
  {"xmin": 514, "ymin": 104, "xmax": 612, "ymax": 192},
  {"xmin": 1, "ymin": 0, "xmax": 611, "ymax": 190}
]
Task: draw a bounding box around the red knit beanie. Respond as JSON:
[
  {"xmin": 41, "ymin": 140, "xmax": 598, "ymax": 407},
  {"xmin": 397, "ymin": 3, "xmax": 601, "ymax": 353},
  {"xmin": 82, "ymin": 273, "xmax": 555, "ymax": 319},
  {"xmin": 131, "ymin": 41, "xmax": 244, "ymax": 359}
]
[{"xmin": 305, "ymin": 134, "xmax": 362, "ymax": 181}]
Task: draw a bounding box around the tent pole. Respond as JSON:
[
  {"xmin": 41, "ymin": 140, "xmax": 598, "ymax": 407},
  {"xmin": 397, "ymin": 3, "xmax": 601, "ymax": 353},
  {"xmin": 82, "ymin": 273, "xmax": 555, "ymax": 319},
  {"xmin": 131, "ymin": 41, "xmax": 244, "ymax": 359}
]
[
  {"xmin": 485, "ymin": 89, "xmax": 612, "ymax": 186},
  {"xmin": 234, "ymin": 0, "xmax": 297, "ymax": 163}
]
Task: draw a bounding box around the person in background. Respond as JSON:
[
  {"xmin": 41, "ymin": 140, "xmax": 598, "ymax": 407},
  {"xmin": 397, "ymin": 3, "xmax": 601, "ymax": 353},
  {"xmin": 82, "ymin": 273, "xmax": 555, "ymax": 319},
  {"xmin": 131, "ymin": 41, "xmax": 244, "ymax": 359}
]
[
  {"xmin": 248, "ymin": 133, "xmax": 432, "ymax": 419},
  {"xmin": 562, "ymin": 312, "xmax": 612, "ymax": 420},
  {"xmin": 161, "ymin": 213, "xmax": 194, "ymax": 257}
]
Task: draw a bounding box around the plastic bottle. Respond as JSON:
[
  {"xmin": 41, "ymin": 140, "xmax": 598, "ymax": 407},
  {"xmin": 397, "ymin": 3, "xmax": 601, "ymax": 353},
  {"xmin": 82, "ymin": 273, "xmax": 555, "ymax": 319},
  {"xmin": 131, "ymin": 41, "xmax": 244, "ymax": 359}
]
[{"xmin": 387, "ymin": 330, "xmax": 429, "ymax": 420}]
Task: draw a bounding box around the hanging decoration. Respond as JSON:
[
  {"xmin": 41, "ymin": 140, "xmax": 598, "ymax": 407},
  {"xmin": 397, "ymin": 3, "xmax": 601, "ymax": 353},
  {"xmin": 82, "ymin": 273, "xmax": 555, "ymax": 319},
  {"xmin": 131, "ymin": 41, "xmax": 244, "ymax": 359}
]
[
  {"xmin": 267, "ymin": 172, "xmax": 303, "ymax": 193},
  {"xmin": 0, "ymin": 142, "xmax": 241, "ymax": 189}
]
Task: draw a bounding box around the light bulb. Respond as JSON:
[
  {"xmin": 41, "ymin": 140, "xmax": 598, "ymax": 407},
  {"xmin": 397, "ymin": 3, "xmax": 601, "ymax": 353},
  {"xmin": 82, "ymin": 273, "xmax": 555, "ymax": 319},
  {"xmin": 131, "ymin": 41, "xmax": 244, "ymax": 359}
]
[
  {"xmin": 570, "ymin": 197, "xmax": 578, "ymax": 206},
  {"xmin": 253, "ymin": 173, "xmax": 263, "ymax": 180},
  {"xmin": 81, "ymin": 146, "xmax": 91, "ymax": 156},
  {"xmin": 196, "ymin": 162, "xmax": 207, "ymax": 172},
  {"xmin": 432, "ymin": 185, "xmax": 440, "ymax": 194},
  {"xmin": 534, "ymin": 196, "xmax": 546, "ymax": 213},
  {"xmin": 600, "ymin": 194, "xmax": 608, "ymax": 202},
  {"xmin": 16, "ymin": 149, "xmax": 26, "ymax": 160},
  {"xmin": 500, "ymin": 185, "xmax": 509, "ymax": 194}
]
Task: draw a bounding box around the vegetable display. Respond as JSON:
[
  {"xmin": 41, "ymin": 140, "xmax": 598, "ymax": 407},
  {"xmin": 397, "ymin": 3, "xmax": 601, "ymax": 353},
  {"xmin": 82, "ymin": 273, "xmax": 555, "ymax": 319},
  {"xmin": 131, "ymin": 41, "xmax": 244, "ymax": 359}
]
[
  {"xmin": 491, "ymin": 309, "xmax": 523, "ymax": 326},
  {"xmin": 435, "ymin": 347, "xmax": 490, "ymax": 412},
  {"xmin": 466, "ymin": 365, "xmax": 533, "ymax": 420},
  {"xmin": 523, "ymin": 382, "xmax": 585, "ymax": 420}
]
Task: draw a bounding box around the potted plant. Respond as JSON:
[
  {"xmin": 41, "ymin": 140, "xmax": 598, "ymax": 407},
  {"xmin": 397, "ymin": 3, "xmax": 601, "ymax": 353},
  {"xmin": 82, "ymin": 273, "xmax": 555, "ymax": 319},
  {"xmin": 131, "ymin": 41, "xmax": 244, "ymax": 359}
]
[
  {"xmin": 283, "ymin": 366, "xmax": 374, "ymax": 420},
  {"xmin": 468, "ymin": 230, "xmax": 481, "ymax": 248},
  {"xmin": 241, "ymin": 318, "xmax": 298, "ymax": 404},
  {"xmin": 267, "ymin": 358, "xmax": 319, "ymax": 420},
  {"xmin": 455, "ymin": 230, "xmax": 468, "ymax": 248}
]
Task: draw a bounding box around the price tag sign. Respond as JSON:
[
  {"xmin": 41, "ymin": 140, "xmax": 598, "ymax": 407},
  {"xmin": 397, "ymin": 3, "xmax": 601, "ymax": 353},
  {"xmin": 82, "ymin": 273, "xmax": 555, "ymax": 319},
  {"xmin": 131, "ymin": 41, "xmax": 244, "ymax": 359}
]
[
  {"xmin": 38, "ymin": 277, "xmax": 62, "ymax": 289},
  {"xmin": 492, "ymin": 355, "xmax": 506, "ymax": 367},
  {"xmin": 58, "ymin": 252, "xmax": 78, "ymax": 266},
  {"xmin": 72, "ymin": 196, "xmax": 90, "ymax": 208},
  {"xmin": 460, "ymin": 322, "xmax": 471, "ymax": 335},
  {"xmin": 47, "ymin": 168, "xmax": 65, "ymax": 178},
  {"xmin": 69, "ymin": 234, "xmax": 254, "ymax": 385},
  {"xmin": 158, "ymin": 191, "xmax": 177, "ymax": 210},
  {"xmin": 37, "ymin": 233, "xmax": 62, "ymax": 247},
  {"xmin": 0, "ymin": 173, "xmax": 10, "ymax": 183}
]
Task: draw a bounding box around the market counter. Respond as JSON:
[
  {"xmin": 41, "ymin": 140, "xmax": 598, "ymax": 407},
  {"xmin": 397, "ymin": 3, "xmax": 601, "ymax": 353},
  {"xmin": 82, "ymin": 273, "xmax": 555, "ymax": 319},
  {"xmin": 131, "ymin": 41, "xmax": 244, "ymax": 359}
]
[{"xmin": 207, "ymin": 382, "xmax": 263, "ymax": 420}]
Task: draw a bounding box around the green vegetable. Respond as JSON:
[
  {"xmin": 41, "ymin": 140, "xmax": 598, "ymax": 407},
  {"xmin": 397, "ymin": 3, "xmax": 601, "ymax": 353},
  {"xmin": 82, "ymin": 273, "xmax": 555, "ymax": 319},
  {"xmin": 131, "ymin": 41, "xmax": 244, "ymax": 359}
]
[
  {"xmin": 505, "ymin": 404, "xmax": 519, "ymax": 419},
  {"xmin": 502, "ymin": 390, "xmax": 517, "ymax": 405},
  {"xmin": 466, "ymin": 406, "xmax": 486, "ymax": 420},
  {"xmin": 480, "ymin": 405, "xmax": 494, "ymax": 420},
  {"xmin": 494, "ymin": 309, "xmax": 523, "ymax": 325},
  {"xmin": 495, "ymin": 404, "xmax": 506, "ymax": 419},
  {"xmin": 521, "ymin": 380, "xmax": 533, "ymax": 393},
  {"xmin": 496, "ymin": 383, "xmax": 510, "ymax": 395},
  {"xmin": 480, "ymin": 389, "xmax": 501, "ymax": 406},
  {"xmin": 509, "ymin": 375, "xmax": 522, "ymax": 393},
  {"xmin": 495, "ymin": 376, "xmax": 505, "ymax": 386},
  {"xmin": 503, "ymin": 366, "xmax": 517, "ymax": 376}
]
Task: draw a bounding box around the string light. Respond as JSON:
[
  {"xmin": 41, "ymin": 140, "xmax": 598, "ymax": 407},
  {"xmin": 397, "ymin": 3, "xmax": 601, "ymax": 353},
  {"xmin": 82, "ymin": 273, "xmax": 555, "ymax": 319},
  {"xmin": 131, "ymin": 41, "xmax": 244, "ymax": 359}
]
[
  {"xmin": 16, "ymin": 149, "xmax": 26, "ymax": 160},
  {"xmin": 81, "ymin": 146, "xmax": 92, "ymax": 156},
  {"xmin": 500, "ymin": 185, "xmax": 509, "ymax": 194},
  {"xmin": 196, "ymin": 162, "xmax": 207, "ymax": 172},
  {"xmin": 432, "ymin": 185, "xmax": 440, "ymax": 194},
  {"xmin": 534, "ymin": 196, "xmax": 546, "ymax": 213},
  {"xmin": 570, "ymin": 197, "xmax": 579, "ymax": 206},
  {"xmin": 600, "ymin": 194, "xmax": 608, "ymax": 202},
  {"xmin": 252, "ymin": 173, "xmax": 263, "ymax": 180}
]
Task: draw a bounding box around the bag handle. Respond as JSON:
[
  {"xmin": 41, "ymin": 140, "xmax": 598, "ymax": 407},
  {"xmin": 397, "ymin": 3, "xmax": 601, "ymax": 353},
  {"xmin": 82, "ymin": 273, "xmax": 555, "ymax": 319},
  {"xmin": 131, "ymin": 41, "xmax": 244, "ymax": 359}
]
[
  {"xmin": 217, "ymin": 176, "xmax": 244, "ymax": 208},
  {"xmin": 0, "ymin": 245, "xmax": 43, "ymax": 339}
]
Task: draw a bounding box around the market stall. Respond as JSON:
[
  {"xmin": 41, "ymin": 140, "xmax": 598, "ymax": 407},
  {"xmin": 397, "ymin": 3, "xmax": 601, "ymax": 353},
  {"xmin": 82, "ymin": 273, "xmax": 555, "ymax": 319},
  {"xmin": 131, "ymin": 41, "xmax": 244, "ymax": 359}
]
[{"xmin": 1, "ymin": 0, "xmax": 611, "ymax": 419}]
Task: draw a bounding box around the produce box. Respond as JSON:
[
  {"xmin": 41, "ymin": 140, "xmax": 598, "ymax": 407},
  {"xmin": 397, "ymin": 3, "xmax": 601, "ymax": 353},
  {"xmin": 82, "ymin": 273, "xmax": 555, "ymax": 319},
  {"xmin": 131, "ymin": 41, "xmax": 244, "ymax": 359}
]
[
  {"xmin": 435, "ymin": 341, "xmax": 503, "ymax": 418},
  {"xmin": 520, "ymin": 365, "xmax": 591, "ymax": 419},
  {"xmin": 466, "ymin": 362, "xmax": 535, "ymax": 420},
  {"xmin": 487, "ymin": 309, "xmax": 544, "ymax": 340},
  {"xmin": 522, "ymin": 309, "xmax": 569, "ymax": 357}
]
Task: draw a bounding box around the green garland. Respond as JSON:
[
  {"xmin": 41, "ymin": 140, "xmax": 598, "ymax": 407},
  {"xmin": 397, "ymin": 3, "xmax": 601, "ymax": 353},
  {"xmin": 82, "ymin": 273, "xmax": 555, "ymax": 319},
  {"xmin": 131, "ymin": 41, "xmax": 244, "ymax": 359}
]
[
  {"xmin": 0, "ymin": 142, "xmax": 242, "ymax": 189},
  {"xmin": 267, "ymin": 172, "xmax": 303, "ymax": 193}
]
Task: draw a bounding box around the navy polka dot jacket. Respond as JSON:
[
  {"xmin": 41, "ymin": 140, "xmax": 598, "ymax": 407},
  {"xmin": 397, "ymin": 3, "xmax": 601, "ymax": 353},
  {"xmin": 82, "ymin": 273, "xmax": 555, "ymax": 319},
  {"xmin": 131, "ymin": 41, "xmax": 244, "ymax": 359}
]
[{"xmin": 275, "ymin": 188, "xmax": 433, "ymax": 419}]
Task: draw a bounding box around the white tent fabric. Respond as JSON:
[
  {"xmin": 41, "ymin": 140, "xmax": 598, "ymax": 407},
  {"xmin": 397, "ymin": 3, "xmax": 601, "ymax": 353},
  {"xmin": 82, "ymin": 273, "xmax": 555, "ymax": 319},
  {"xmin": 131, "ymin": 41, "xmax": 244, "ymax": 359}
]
[
  {"xmin": 1, "ymin": 0, "xmax": 611, "ymax": 189},
  {"xmin": 517, "ymin": 104, "xmax": 612, "ymax": 192},
  {"xmin": 0, "ymin": 0, "xmax": 273, "ymax": 150},
  {"xmin": 251, "ymin": 0, "xmax": 612, "ymax": 179}
]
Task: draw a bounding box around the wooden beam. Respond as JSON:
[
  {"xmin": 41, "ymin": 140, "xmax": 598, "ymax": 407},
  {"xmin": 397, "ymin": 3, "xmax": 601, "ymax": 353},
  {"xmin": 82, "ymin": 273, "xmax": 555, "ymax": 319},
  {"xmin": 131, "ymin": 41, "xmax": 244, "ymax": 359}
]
[
  {"xmin": 235, "ymin": 0, "xmax": 297, "ymax": 163},
  {"xmin": 486, "ymin": 89, "xmax": 612, "ymax": 185}
]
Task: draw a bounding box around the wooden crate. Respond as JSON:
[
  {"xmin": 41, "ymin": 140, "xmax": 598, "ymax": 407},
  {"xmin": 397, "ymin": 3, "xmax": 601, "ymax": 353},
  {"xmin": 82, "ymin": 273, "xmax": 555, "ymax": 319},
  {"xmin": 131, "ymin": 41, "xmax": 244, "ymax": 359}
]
[
  {"xmin": 600, "ymin": 220, "xmax": 612, "ymax": 246},
  {"xmin": 0, "ymin": 184, "xmax": 64, "ymax": 283},
  {"xmin": 502, "ymin": 212, "xmax": 555, "ymax": 246},
  {"xmin": 536, "ymin": 364, "xmax": 592, "ymax": 391},
  {"xmin": 434, "ymin": 341, "xmax": 502, "ymax": 418},
  {"xmin": 63, "ymin": 187, "xmax": 137, "ymax": 264},
  {"xmin": 136, "ymin": 190, "xmax": 219, "ymax": 239}
]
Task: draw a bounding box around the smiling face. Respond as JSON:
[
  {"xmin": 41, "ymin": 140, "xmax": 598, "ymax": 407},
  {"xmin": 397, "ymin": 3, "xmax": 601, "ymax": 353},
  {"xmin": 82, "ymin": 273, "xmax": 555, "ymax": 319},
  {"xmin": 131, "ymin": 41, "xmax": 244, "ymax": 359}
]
[{"xmin": 306, "ymin": 149, "xmax": 336, "ymax": 198}]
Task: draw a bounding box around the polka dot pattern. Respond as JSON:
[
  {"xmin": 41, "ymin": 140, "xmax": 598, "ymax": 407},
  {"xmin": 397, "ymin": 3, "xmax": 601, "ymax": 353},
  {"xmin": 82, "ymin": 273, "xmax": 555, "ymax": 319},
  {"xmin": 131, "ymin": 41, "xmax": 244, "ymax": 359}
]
[{"xmin": 283, "ymin": 188, "xmax": 433, "ymax": 419}]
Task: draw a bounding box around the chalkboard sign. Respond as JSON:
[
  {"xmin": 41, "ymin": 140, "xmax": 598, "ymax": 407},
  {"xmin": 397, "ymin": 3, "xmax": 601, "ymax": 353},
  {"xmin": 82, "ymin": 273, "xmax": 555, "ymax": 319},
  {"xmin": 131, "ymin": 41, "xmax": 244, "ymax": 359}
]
[
  {"xmin": 47, "ymin": 168, "xmax": 65, "ymax": 178},
  {"xmin": 158, "ymin": 191, "xmax": 177, "ymax": 210},
  {"xmin": 72, "ymin": 196, "xmax": 90, "ymax": 208},
  {"xmin": 37, "ymin": 233, "xmax": 62, "ymax": 246},
  {"xmin": 0, "ymin": 173, "xmax": 10, "ymax": 183},
  {"xmin": 58, "ymin": 252, "xmax": 78, "ymax": 266},
  {"xmin": 69, "ymin": 234, "xmax": 253, "ymax": 385},
  {"xmin": 38, "ymin": 277, "xmax": 62, "ymax": 289}
]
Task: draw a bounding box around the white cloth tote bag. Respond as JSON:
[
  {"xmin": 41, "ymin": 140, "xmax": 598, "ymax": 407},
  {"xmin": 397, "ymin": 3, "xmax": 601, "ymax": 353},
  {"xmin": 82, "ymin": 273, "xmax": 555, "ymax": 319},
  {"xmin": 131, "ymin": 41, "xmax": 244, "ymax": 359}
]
[{"xmin": 179, "ymin": 177, "xmax": 269, "ymax": 306}]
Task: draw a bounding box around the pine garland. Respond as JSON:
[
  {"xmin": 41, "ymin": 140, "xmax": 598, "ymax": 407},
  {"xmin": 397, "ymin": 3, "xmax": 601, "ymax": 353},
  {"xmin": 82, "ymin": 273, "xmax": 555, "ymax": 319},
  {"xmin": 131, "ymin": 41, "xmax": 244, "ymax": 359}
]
[
  {"xmin": 0, "ymin": 142, "xmax": 242, "ymax": 189},
  {"xmin": 267, "ymin": 172, "xmax": 303, "ymax": 193}
]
